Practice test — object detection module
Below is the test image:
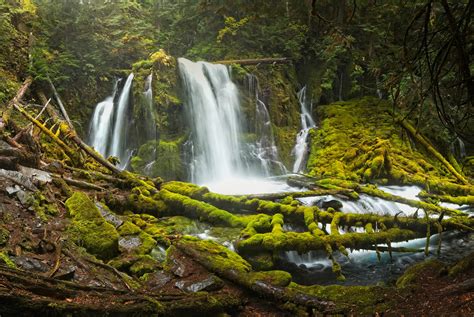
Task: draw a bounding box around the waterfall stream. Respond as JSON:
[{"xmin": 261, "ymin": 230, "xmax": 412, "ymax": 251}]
[
  {"xmin": 88, "ymin": 73, "xmax": 134, "ymax": 168},
  {"xmin": 178, "ymin": 58, "xmax": 290, "ymax": 194},
  {"xmin": 292, "ymin": 86, "xmax": 316, "ymax": 173}
]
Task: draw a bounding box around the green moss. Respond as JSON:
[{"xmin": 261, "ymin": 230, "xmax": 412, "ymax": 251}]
[
  {"xmin": 118, "ymin": 221, "xmax": 157, "ymax": 255},
  {"xmin": 177, "ymin": 236, "xmax": 252, "ymax": 274},
  {"xmin": 290, "ymin": 283, "xmax": 393, "ymax": 314},
  {"xmin": 0, "ymin": 251, "xmax": 16, "ymax": 268},
  {"xmin": 248, "ymin": 270, "xmax": 292, "ymax": 287},
  {"xmin": 448, "ymin": 252, "xmax": 474, "ymax": 277},
  {"xmin": 396, "ymin": 259, "xmax": 444, "ymax": 288},
  {"xmin": 130, "ymin": 255, "xmax": 160, "ymax": 276},
  {"xmin": 244, "ymin": 252, "xmax": 275, "ymax": 271},
  {"xmin": 66, "ymin": 192, "xmax": 119, "ymax": 260},
  {"xmin": 306, "ymin": 97, "xmax": 468, "ymax": 194},
  {"xmin": 131, "ymin": 139, "xmax": 185, "ymax": 181}
]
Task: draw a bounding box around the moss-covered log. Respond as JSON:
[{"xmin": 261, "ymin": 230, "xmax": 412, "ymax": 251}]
[
  {"xmin": 236, "ymin": 228, "xmax": 420, "ymax": 253},
  {"xmin": 175, "ymin": 237, "xmax": 335, "ymax": 312},
  {"xmin": 397, "ymin": 117, "xmax": 469, "ymax": 184}
]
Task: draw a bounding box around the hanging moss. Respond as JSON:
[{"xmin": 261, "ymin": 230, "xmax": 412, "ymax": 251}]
[{"xmin": 65, "ymin": 192, "xmax": 119, "ymax": 260}]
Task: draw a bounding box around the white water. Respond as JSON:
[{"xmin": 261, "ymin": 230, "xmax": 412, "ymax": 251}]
[
  {"xmin": 179, "ymin": 59, "xmax": 288, "ymax": 194},
  {"xmin": 88, "ymin": 74, "xmax": 134, "ymax": 169},
  {"xmin": 292, "ymin": 86, "xmax": 316, "ymax": 173},
  {"xmin": 246, "ymin": 74, "xmax": 286, "ymax": 177},
  {"xmin": 143, "ymin": 74, "xmax": 156, "ymax": 141},
  {"xmin": 110, "ymin": 73, "xmax": 134, "ymax": 167},
  {"xmin": 88, "ymin": 81, "xmax": 118, "ymax": 156},
  {"xmin": 179, "ymin": 58, "xmax": 243, "ymax": 184}
]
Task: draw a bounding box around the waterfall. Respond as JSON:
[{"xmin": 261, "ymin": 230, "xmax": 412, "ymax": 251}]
[
  {"xmin": 110, "ymin": 73, "xmax": 134, "ymax": 166},
  {"xmin": 143, "ymin": 74, "xmax": 156, "ymax": 141},
  {"xmin": 292, "ymin": 86, "xmax": 316, "ymax": 173},
  {"xmin": 246, "ymin": 74, "xmax": 286, "ymax": 176},
  {"xmin": 178, "ymin": 58, "xmax": 243, "ymax": 184},
  {"xmin": 88, "ymin": 80, "xmax": 119, "ymax": 156},
  {"xmin": 88, "ymin": 73, "xmax": 134, "ymax": 168}
]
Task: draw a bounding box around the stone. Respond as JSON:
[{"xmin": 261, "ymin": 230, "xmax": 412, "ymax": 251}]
[
  {"xmin": 18, "ymin": 165, "xmax": 52, "ymax": 186},
  {"xmin": 322, "ymin": 199, "xmax": 344, "ymax": 211},
  {"xmin": 0, "ymin": 169, "xmax": 37, "ymax": 191},
  {"xmin": 96, "ymin": 202, "xmax": 123, "ymax": 228},
  {"xmin": 5, "ymin": 185, "xmax": 21, "ymax": 195},
  {"xmin": 14, "ymin": 256, "xmax": 50, "ymax": 273},
  {"xmin": 144, "ymin": 271, "xmax": 172, "ymax": 289},
  {"xmin": 175, "ymin": 275, "xmax": 224, "ymax": 293},
  {"xmin": 118, "ymin": 236, "xmax": 142, "ymax": 252}
]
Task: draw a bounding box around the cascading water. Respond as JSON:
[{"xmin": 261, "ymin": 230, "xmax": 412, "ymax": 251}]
[
  {"xmin": 179, "ymin": 58, "xmax": 243, "ymax": 184},
  {"xmin": 88, "ymin": 73, "xmax": 134, "ymax": 169},
  {"xmin": 110, "ymin": 73, "xmax": 134, "ymax": 167},
  {"xmin": 178, "ymin": 58, "xmax": 293, "ymax": 194},
  {"xmin": 88, "ymin": 80, "xmax": 119, "ymax": 156},
  {"xmin": 292, "ymin": 86, "xmax": 316, "ymax": 173},
  {"xmin": 246, "ymin": 74, "xmax": 286, "ymax": 176},
  {"xmin": 143, "ymin": 74, "xmax": 156, "ymax": 141},
  {"xmin": 279, "ymin": 185, "xmax": 473, "ymax": 285}
]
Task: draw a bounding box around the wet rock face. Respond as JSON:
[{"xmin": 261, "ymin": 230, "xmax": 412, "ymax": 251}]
[{"xmin": 96, "ymin": 202, "xmax": 123, "ymax": 228}]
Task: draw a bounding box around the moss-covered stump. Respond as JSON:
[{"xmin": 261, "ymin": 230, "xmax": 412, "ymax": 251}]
[
  {"xmin": 66, "ymin": 192, "xmax": 120, "ymax": 260},
  {"xmin": 306, "ymin": 97, "xmax": 471, "ymax": 194}
]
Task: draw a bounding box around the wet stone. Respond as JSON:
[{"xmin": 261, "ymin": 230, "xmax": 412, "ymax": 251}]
[
  {"xmin": 145, "ymin": 271, "xmax": 173, "ymax": 290},
  {"xmin": 14, "ymin": 256, "xmax": 50, "ymax": 273},
  {"xmin": 322, "ymin": 199, "xmax": 343, "ymax": 211},
  {"xmin": 5, "ymin": 185, "xmax": 21, "ymax": 195},
  {"xmin": 18, "ymin": 165, "xmax": 52, "ymax": 186},
  {"xmin": 175, "ymin": 275, "xmax": 224, "ymax": 293},
  {"xmin": 118, "ymin": 236, "xmax": 142, "ymax": 252},
  {"xmin": 96, "ymin": 202, "xmax": 123, "ymax": 228}
]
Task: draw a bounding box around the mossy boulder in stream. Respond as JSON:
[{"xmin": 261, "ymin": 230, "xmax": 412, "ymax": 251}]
[{"xmin": 66, "ymin": 192, "xmax": 119, "ymax": 260}]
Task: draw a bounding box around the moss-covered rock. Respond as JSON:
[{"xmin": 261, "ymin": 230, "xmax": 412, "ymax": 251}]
[
  {"xmin": 306, "ymin": 97, "xmax": 468, "ymax": 195},
  {"xmin": 396, "ymin": 259, "xmax": 445, "ymax": 288},
  {"xmin": 65, "ymin": 192, "xmax": 119, "ymax": 260},
  {"xmin": 289, "ymin": 283, "xmax": 393, "ymax": 314},
  {"xmin": 117, "ymin": 221, "xmax": 156, "ymax": 255},
  {"xmin": 448, "ymin": 252, "xmax": 474, "ymax": 277},
  {"xmin": 0, "ymin": 251, "xmax": 16, "ymax": 268},
  {"xmin": 131, "ymin": 139, "xmax": 185, "ymax": 181}
]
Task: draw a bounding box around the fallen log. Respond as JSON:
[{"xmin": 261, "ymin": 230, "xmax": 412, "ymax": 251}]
[
  {"xmin": 214, "ymin": 57, "xmax": 291, "ymax": 65},
  {"xmin": 1, "ymin": 76, "xmax": 33, "ymax": 125},
  {"xmin": 175, "ymin": 237, "xmax": 335, "ymax": 312},
  {"xmin": 47, "ymin": 76, "xmax": 75, "ymax": 131},
  {"xmin": 397, "ymin": 117, "xmax": 469, "ymax": 184},
  {"xmin": 0, "ymin": 264, "xmax": 241, "ymax": 316}
]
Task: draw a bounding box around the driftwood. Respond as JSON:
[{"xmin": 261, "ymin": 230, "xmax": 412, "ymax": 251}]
[{"xmin": 214, "ymin": 57, "xmax": 291, "ymax": 65}]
